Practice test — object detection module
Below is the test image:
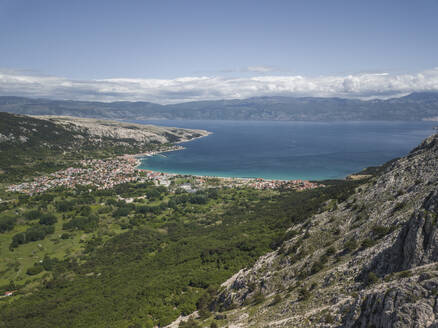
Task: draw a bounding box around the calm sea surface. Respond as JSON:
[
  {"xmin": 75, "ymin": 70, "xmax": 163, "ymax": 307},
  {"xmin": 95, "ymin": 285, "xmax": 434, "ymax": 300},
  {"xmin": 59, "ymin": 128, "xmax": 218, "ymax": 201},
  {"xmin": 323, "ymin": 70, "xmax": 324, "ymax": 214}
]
[{"xmin": 136, "ymin": 120, "xmax": 437, "ymax": 180}]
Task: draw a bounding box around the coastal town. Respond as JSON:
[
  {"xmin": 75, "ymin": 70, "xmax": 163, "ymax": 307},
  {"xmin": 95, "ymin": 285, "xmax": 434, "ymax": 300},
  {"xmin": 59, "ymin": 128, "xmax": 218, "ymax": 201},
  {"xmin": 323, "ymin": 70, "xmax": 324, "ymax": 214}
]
[
  {"xmin": 7, "ymin": 149, "xmax": 321, "ymax": 195},
  {"xmin": 7, "ymin": 157, "xmax": 141, "ymax": 195}
]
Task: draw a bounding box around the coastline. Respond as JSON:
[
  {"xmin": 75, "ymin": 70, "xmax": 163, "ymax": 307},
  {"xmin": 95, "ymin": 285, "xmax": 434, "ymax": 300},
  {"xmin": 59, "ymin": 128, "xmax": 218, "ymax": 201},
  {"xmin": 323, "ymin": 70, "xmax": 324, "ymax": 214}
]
[
  {"xmin": 129, "ymin": 131, "xmax": 212, "ymax": 165},
  {"xmin": 130, "ymin": 135, "xmax": 319, "ymax": 187},
  {"xmin": 130, "ymin": 140, "xmax": 321, "ymax": 190},
  {"xmin": 124, "ymin": 129, "xmax": 213, "ymax": 163}
]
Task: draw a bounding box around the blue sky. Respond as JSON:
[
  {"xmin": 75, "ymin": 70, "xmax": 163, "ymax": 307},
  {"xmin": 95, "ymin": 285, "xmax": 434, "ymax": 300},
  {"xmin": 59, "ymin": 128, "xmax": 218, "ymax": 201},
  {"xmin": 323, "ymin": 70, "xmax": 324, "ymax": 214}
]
[{"xmin": 0, "ymin": 0, "xmax": 438, "ymax": 103}]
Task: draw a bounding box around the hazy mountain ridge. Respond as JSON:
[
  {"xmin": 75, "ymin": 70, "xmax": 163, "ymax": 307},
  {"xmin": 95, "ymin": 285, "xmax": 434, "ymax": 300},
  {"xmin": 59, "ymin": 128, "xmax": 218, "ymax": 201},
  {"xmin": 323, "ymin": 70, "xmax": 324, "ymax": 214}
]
[
  {"xmin": 1, "ymin": 92, "xmax": 438, "ymax": 121},
  {"xmin": 208, "ymin": 133, "xmax": 438, "ymax": 327}
]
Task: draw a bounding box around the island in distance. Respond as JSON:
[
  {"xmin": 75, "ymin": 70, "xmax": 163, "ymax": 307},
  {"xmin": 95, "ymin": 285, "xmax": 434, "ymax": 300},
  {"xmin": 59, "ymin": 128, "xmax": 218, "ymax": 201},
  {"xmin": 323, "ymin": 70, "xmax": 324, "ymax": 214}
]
[{"xmin": 2, "ymin": 91, "xmax": 438, "ymax": 122}]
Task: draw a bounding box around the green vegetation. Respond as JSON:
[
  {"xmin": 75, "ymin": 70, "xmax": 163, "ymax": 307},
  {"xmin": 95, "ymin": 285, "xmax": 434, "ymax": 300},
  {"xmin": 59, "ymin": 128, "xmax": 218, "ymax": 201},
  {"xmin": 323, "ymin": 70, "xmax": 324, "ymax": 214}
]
[
  {"xmin": 10, "ymin": 224, "xmax": 55, "ymax": 249},
  {"xmin": 0, "ymin": 177, "xmax": 361, "ymax": 327},
  {"xmin": 366, "ymin": 272, "xmax": 379, "ymax": 285},
  {"xmin": 0, "ymin": 215, "xmax": 16, "ymax": 232},
  {"xmin": 0, "ymin": 111, "xmax": 371, "ymax": 327},
  {"xmin": 269, "ymin": 294, "xmax": 282, "ymax": 306},
  {"xmin": 0, "ymin": 112, "xmax": 163, "ymax": 183}
]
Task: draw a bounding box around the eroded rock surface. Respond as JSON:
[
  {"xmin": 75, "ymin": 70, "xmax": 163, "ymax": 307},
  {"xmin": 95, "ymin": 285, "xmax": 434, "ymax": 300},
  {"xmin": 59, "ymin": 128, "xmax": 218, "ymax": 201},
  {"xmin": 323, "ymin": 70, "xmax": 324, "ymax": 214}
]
[{"xmin": 212, "ymin": 133, "xmax": 438, "ymax": 328}]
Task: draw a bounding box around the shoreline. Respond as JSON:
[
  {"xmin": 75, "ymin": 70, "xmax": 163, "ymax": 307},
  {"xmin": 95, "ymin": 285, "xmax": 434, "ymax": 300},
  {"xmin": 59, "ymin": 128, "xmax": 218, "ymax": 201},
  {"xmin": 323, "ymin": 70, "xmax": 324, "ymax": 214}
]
[
  {"xmin": 133, "ymin": 150, "xmax": 325, "ymax": 183},
  {"xmin": 127, "ymin": 129, "xmax": 213, "ymax": 160},
  {"xmin": 132, "ymin": 149, "xmax": 322, "ymax": 184},
  {"xmin": 124, "ymin": 132, "xmax": 358, "ymax": 188}
]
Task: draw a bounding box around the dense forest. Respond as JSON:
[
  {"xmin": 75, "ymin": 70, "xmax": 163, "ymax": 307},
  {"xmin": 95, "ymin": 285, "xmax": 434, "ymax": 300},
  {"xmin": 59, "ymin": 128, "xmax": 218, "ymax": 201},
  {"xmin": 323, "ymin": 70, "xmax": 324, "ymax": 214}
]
[{"xmin": 0, "ymin": 176, "xmax": 364, "ymax": 327}]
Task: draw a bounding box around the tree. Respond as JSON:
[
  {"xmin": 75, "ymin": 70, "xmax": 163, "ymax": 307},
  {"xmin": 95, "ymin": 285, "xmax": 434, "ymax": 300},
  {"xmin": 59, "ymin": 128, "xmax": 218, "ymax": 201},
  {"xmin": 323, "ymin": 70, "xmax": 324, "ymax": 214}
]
[
  {"xmin": 0, "ymin": 216, "xmax": 16, "ymax": 232},
  {"xmin": 39, "ymin": 213, "xmax": 57, "ymax": 225}
]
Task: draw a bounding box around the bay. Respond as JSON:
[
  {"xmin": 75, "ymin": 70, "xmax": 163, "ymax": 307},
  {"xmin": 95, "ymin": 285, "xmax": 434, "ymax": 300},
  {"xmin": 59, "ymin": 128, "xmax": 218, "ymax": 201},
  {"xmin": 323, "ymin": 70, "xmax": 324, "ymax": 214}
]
[{"xmin": 136, "ymin": 120, "xmax": 437, "ymax": 180}]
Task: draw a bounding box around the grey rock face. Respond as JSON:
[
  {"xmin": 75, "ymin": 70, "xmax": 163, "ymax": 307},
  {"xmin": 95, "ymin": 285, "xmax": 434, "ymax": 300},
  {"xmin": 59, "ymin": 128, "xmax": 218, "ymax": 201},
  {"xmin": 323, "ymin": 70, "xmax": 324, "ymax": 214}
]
[
  {"xmin": 213, "ymin": 133, "xmax": 438, "ymax": 328},
  {"xmin": 363, "ymin": 190, "xmax": 438, "ymax": 278},
  {"xmin": 346, "ymin": 275, "xmax": 438, "ymax": 328}
]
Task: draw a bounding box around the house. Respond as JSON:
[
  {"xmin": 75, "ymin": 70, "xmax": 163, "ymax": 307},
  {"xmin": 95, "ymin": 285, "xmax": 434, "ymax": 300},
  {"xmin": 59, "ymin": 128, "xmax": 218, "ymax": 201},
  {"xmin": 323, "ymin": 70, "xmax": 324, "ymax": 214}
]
[
  {"xmin": 180, "ymin": 183, "xmax": 196, "ymax": 193},
  {"xmin": 4, "ymin": 290, "xmax": 15, "ymax": 297}
]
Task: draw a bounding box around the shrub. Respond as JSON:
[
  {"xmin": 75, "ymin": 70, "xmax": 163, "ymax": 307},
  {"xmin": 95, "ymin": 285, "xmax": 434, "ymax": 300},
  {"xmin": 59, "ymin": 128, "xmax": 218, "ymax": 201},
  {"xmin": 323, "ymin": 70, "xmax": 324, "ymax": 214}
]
[
  {"xmin": 198, "ymin": 307, "xmax": 211, "ymax": 319},
  {"xmin": 24, "ymin": 210, "xmax": 42, "ymax": 221},
  {"xmin": 252, "ymin": 292, "xmax": 266, "ymax": 305},
  {"xmin": 366, "ymin": 272, "xmax": 379, "ymax": 285},
  {"xmin": 78, "ymin": 205, "xmax": 92, "ymax": 216},
  {"xmin": 324, "ymin": 313, "xmax": 335, "ymax": 324},
  {"xmin": 393, "ymin": 201, "xmax": 406, "ymax": 212},
  {"xmin": 189, "ymin": 194, "xmax": 208, "ymax": 205},
  {"xmin": 10, "ymin": 232, "xmax": 25, "ymax": 249},
  {"xmin": 398, "ymin": 270, "xmax": 413, "ymax": 278},
  {"xmin": 319, "ymin": 254, "xmax": 329, "ymax": 264},
  {"xmin": 298, "ymin": 287, "xmax": 311, "ymax": 301},
  {"xmin": 63, "ymin": 215, "xmax": 99, "ymax": 232},
  {"xmin": 269, "ymin": 294, "xmax": 282, "ymax": 306},
  {"xmin": 26, "ymin": 264, "xmax": 44, "ymax": 276},
  {"xmin": 179, "ymin": 318, "xmax": 200, "ymax": 328},
  {"xmin": 61, "ymin": 233, "xmax": 71, "ymax": 239},
  {"xmin": 42, "ymin": 255, "xmax": 59, "ymax": 271},
  {"xmin": 26, "ymin": 225, "xmax": 55, "ymax": 241},
  {"xmin": 0, "ymin": 216, "xmax": 16, "ymax": 232},
  {"xmin": 10, "ymin": 225, "xmax": 55, "ymax": 249},
  {"xmin": 344, "ymin": 239, "xmax": 358, "ymax": 252},
  {"xmin": 311, "ymin": 261, "xmax": 324, "ymax": 275},
  {"xmin": 39, "ymin": 213, "xmax": 57, "ymax": 225},
  {"xmin": 113, "ymin": 207, "xmax": 131, "ymax": 218},
  {"xmin": 372, "ymin": 225, "xmax": 391, "ymax": 239},
  {"xmin": 361, "ymin": 238, "xmax": 376, "ymax": 249},
  {"xmin": 55, "ymin": 200, "xmax": 75, "ymax": 212},
  {"xmin": 325, "ymin": 246, "xmax": 336, "ymax": 256}
]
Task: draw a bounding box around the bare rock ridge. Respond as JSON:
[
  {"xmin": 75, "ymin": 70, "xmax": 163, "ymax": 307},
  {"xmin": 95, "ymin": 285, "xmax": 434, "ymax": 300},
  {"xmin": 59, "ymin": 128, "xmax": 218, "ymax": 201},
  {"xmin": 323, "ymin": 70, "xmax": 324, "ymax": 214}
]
[
  {"xmin": 213, "ymin": 133, "xmax": 438, "ymax": 327},
  {"xmin": 36, "ymin": 115, "xmax": 210, "ymax": 145},
  {"xmin": 0, "ymin": 113, "xmax": 209, "ymax": 150}
]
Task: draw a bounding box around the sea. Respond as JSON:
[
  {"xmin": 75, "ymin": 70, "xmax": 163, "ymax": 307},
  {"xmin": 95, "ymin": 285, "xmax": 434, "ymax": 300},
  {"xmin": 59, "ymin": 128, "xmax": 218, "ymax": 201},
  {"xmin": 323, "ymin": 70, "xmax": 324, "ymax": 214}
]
[{"xmin": 136, "ymin": 120, "xmax": 437, "ymax": 181}]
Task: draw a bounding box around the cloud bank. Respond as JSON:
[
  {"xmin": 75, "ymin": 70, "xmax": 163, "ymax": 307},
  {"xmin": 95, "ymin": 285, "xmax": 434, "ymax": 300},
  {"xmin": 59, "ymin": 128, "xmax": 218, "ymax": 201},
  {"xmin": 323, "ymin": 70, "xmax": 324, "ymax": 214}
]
[{"xmin": 1, "ymin": 68, "xmax": 438, "ymax": 104}]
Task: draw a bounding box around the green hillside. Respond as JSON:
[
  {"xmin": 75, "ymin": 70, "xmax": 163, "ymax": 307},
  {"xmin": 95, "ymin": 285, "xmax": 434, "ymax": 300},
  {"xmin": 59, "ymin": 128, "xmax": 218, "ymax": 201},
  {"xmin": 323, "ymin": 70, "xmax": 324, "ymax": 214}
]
[
  {"xmin": 0, "ymin": 113, "xmax": 202, "ymax": 183},
  {"xmin": 0, "ymin": 177, "xmax": 360, "ymax": 327}
]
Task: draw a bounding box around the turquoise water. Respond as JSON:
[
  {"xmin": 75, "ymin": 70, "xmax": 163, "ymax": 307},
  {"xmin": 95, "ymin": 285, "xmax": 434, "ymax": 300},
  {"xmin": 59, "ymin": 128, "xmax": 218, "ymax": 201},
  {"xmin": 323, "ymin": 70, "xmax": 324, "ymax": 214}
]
[{"xmin": 137, "ymin": 120, "xmax": 437, "ymax": 180}]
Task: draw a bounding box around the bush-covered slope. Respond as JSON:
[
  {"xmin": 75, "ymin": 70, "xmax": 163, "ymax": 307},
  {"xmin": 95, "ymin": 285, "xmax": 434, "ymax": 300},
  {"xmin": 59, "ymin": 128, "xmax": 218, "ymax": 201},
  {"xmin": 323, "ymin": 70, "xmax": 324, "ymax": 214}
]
[{"xmin": 0, "ymin": 177, "xmax": 360, "ymax": 327}]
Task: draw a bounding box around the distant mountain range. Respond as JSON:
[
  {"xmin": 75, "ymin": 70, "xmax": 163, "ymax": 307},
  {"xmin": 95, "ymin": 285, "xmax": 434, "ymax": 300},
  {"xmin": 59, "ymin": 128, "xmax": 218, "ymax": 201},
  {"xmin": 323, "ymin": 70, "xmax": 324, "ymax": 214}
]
[{"xmin": 1, "ymin": 92, "xmax": 438, "ymax": 121}]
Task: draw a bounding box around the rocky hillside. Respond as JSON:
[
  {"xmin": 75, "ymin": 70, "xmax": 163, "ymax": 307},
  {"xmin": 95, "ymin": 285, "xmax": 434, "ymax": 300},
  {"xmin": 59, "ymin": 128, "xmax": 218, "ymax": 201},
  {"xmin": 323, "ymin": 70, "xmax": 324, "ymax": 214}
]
[
  {"xmin": 207, "ymin": 133, "xmax": 438, "ymax": 327},
  {"xmin": 0, "ymin": 113, "xmax": 208, "ymax": 150},
  {"xmin": 0, "ymin": 112, "xmax": 208, "ymax": 182},
  {"xmin": 35, "ymin": 115, "xmax": 209, "ymax": 145}
]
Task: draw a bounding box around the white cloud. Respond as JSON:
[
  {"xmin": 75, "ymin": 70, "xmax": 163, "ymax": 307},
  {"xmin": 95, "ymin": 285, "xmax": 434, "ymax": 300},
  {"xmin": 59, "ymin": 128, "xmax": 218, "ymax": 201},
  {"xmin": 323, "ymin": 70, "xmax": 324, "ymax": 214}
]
[
  {"xmin": 0, "ymin": 68, "xmax": 438, "ymax": 104},
  {"xmin": 245, "ymin": 66, "xmax": 274, "ymax": 73}
]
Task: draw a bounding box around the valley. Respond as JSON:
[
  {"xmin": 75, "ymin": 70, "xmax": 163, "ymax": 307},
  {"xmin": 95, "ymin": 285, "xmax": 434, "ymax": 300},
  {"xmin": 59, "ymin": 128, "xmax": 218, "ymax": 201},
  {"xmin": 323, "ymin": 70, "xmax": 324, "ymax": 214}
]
[{"xmin": 0, "ymin": 112, "xmax": 437, "ymax": 328}]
